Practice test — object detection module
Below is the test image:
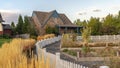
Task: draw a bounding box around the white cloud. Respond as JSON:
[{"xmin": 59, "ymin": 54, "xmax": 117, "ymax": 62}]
[
  {"xmin": 76, "ymin": 5, "xmax": 120, "ymax": 21},
  {"xmin": 0, "ymin": 9, "xmax": 20, "ymax": 13},
  {"xmin": 0, "ymin": 9, "xmax": 31, "ymax": 24},
  {"xmin": 0, "ymin": 10, "xmax": 21, "ymax": 24}
]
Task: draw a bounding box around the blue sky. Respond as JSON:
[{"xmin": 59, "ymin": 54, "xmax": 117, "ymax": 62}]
[{"xmin": 1, "ymin": 0, "xmax": 120, "ymax": 24}]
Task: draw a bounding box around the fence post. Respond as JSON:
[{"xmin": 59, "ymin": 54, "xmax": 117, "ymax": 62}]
[
  {"xmin": 77, "ymin": 52, "xmax": 79, "ymax": 59},
  {"xmin": 35, "ymin": 43, "xmax": 39, "ymax": 56},
  {"xmin": 91, "ymin": 36, "xmax": 92, "ymax": 41},
  {"xmin": 99, "ymin": 66, "xmax": 109, "ymax": 68},
  {"xmin": 43, "ymin": 48, "xmax": 46, "ymax": 54},
  {"xmin": 43, "ymin": 48, "xmax": 47, "ymax": 60},
  {"xmin": 80, "ymin": 65, "xmax": 83, "ymax": 68},
  {"xmin": 117, "ymin": 51, "xmax": 119, "ymax": 57},
  {"xmin": 56, "ymin": 52, "xmax": 60, "ymax": 68},
  {"xmin": 107, "ymin": 35, "xmax": 108, "ymax": 42},
  {"xmin": 99, "ymin": 35, "xmax": 101, "ymax": 41},
  {"xmin": 114, "ymin": 35, "xmax": 116, "ymax": 40}
]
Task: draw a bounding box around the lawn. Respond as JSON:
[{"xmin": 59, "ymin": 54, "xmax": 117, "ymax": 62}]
[{"xmin": 0, "ymin": 39, "xmax": 12, "ymax": 47}]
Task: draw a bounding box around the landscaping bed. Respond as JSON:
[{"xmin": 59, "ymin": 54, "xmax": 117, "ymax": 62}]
[
  {"xmin": 62, "ymin": 41, "xmax": 120, "ymax": 48},
  {"xmin": 62, "ymin": 46, "xmax": 118, "ymax": 57}
]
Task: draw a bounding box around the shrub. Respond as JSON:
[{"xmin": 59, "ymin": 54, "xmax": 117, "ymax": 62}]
[
  {"xmin": 81, "ymin": 45, "xmax": 91, "ymax": 56},
  {"xmin": 63, "ymin": 49, "xmax": 68, "ymax": 52},
  {"xmin": 67, "ymin": 50, "xmax": 77, "ymax": 56},
  {"xmin": 63, "ymin": 49, "xmax": 77, "ymax": 56},
  {"xmin": 0, "ymin": 34, "xmax": 11, "ymax": 39},
  {"xmin": 45, "ymin": 25, "xmax": 58, "ymax": 35},
  {"xmin": 81, "ymin": 27, "xmax": 91, "ymax": 44},
  {"xmin": 37, "ymin": 34, "xmax": 55, "ymax": 41}
]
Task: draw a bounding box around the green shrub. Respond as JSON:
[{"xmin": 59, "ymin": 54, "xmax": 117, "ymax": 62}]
[
  {"xmin": 63, "ymin": 49, "xmax": 68, "ymax": 52},
  {"xmin": 68, "ymin": 50, "xmax": 77, "ymax": 56},
  {"xmin": 45, "ymin": 25, "xmax": 58, "ymax": 35},
  {"xmin": 0, "ymin": 34, "xmax": 11, "ymax": 39},
  {"xmin": 63, "ymin": 49, "xmax": 77, "ymax": 56},
  {"xmin": 81, "ymin": 45, "xmax": 91, "ymax": 56}
]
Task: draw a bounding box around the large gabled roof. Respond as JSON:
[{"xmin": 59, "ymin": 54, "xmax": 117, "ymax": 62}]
[{"xmin": 32, "ymin": 10, "xmax": 74, "ymax": 28}]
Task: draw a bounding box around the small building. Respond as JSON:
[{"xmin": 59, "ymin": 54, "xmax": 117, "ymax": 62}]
[
  {"xmin": 0, "ymin": 13, "xmax": 12, "ymax": 35},
  {"xmin": 28, "ymin": 10, "xmax": 82, "ymax": 35}
]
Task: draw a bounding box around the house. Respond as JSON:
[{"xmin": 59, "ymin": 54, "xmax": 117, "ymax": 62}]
[
  {"xmin": 0, "ymin": 13, "xmax": 12, "ymax": 35},
  {"xmin": 28, "ymin": 10, "xmax": 82, "ymax": 35}
]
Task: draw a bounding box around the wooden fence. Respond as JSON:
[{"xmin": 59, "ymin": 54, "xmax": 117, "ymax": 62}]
[
  {"xmin": 77, "ymin": 35, "xmax": 120, "ymax": 42},
  {"xmin": 35, "ymin": 36, "xmax": 89, "ymax": 68}
]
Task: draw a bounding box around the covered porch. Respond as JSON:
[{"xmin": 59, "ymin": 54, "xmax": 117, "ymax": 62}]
[{"xmin": 56, "ymin": 25, "xmax": 83, "ymax": 35}]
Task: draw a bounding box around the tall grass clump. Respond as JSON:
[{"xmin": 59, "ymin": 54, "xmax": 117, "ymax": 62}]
[
  {"xmin": 0, "ymin": 38, "xmax": 53, "ymax": 68},
  {"xmin": 61, "ymin": 34, "xmax": 77, "ymax": 48},
  {"xmin": 81, "ymin": 27, "xmax": 91, "ymax": 45},
  {"xmin": 37, "ymin": 34, "xmax": 55, "ymax": 41}
]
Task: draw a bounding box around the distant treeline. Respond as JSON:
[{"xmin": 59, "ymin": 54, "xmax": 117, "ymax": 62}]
[{"xmin": 74, "ymin": 11, "xmax": 120, "ymax": 35}]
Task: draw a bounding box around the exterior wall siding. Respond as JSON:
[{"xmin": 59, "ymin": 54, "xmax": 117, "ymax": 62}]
[
  {"xmin": 0, "ymin": 23, "xmax": 3, "ymax": 31},
  {"xmin": 44, "ymin": 17, "xmax": 64, "ymax": 28},
  {"xmin": 3, "ymin": 29, "xmax": 11, "ymax": 35},
  {"xmin": 32, "ymin": 14, "xmax": 42, "ymax": 35},
  {"xmin": 43, "ymin": 17, "xmax": 65, "ymax": 35},
  {"xmin": 0, "ymin": 31, "xmax": 3, "ymax": 35}
]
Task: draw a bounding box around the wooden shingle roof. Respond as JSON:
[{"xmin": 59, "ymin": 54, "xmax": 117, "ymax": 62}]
[
  {"xmin": 2, "ymin": 24, "xmax": 11, "ymax": 29},
  {"xmin": 32, "ymin": 10, "xmax": 74, "ymax": 28}
]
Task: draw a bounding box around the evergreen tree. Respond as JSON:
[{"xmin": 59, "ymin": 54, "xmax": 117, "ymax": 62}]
[
  {"xmin": 11, "ymin": 21, "xmax": 15, "ymax": 28},
  {"xmin": 23, "ymin": 16, "xmax": 37, "ymax": 36},
  {"xmin": 23, "ymin": 16, "xmax": 30, "ymax": 33},
  {"xmin": 11, "ymin": 21, "xmax": 16, "ymax": 35},
  {"xmin": 16, "ymin": 15, "xmax": 24, "ymax": 34}
]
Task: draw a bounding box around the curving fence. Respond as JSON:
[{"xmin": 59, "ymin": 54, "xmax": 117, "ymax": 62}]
[
  {"xmin": 36, "ymin": 36, "xmax": 61, "ymax": 48},
  {"xmin": 35, "ymin": 36, "xmax": 89, "ymax": 68}
]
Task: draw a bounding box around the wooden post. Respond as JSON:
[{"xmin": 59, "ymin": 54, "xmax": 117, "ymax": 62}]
[
  {"xmin": 43, "ymin": 48, "xmax": 46, "ymax": 59},
  {"xmin": 77, "ymin": 27, "xmax": 79, "ymax": 34},
  {"xmin": 77, "ymin": 52, "xmax": 79, "ymax": 59},
  {"xmin": 117, "ymin": 51, "xmax": 119, "ymax": 57},
  {"xmin": 99, "ymin": 66, "xmax": 109, "ymax": 68},
  {"xmin": 59, "ymin": 26, "xmax": 60, "ymax": 35},
  {"xmin": 65, "ymin": 27, "xmax": 67, "ymax": 34},
  {"xmin": 91, "ymin": 36, "xmax": 92, "ymax": 41},
  {"xmin": 99, "ymin": 35, "xmax": 101, "ymax": 41},
  {"xmin": 114, "ymin": 35, "xmax": 116, "ymax": 41}
]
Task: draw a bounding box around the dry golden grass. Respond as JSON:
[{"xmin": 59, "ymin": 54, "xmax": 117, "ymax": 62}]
[
  {"xmin": 37, "ymin": 34, "xmax": 55, "ymax": 41},
  {"xmin": 0, "ymin": 38, "xmax": 53, "ymax": 68}
]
